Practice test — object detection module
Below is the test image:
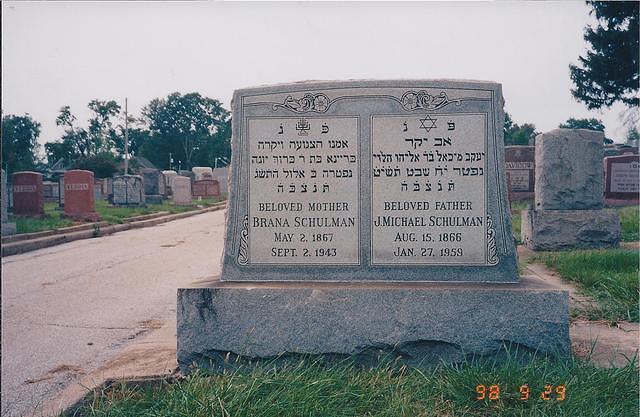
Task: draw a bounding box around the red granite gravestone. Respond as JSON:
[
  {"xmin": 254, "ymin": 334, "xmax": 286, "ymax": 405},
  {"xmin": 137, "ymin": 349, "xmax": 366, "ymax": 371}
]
[
  {"xmin": 192, "ymin": 179, "xmax": 220, "ymax": 198},
  {"xmin": 64, "ymin": 170, "xmax": 100, "ymax": 221},
  {"xmin": 12, "ymin": 171, "xmax": 44, "ymax": 216},
  {"xmin": 504, "ymin": 146, "xmax": 535, "ymax": 200},
  {"xmin": 604, "ymin": 154, "xmax": 639, "ymax": 206}
]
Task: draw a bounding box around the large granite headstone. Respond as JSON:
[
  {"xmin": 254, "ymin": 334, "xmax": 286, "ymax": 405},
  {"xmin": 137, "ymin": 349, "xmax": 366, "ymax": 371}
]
[
  {"xmin": 1, "ymin": 169, "xmax": 17, "ymax": 235},
  {"xmin": 604, "ymin": 154, "xmax": 639, "ymax": 206},
  {"xmin": 12, "ymin": 171, "xmax": 44, "ymax": 216},
  {"xmin": 522, "ymin": 129, "xmax": 620, "ymax": 250},
  {"xmin": 178, "ymin": 80, "xmax": 569, "ymax": 372},
  {"xmin": 112, "ymin": 175, "xmax": 144, "ymax": 206},
  {"xmin": 64, "ymin": 170, "xmax": 100, "ymax": 221},
  {"xmin": 172, "ymin": 176, "xmax": 192, "ymax": 205},
  {"xmin": 504, "ymin": 146, "xmax": 534, "ymax": 200}
]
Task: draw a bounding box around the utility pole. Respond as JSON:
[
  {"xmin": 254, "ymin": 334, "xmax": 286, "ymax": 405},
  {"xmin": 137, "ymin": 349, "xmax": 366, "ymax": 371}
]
[{"xmin": 124, "ymin": 97, "xmax": 129, "ymax": 175}]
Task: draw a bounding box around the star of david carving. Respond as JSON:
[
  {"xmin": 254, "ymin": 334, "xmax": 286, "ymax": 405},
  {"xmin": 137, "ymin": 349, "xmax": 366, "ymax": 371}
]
[{"xmin": 419, "ymin": 115, "xmax": 437, "ymax": 132}]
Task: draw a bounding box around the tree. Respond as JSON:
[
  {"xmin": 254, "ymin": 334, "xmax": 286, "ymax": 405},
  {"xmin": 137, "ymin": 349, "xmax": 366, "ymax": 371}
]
[
  {"xmin": 87, "ymin": 99, "xmax": 121, "ymax": 154},
  {"xmin": 1, "ymin": 114, "xmax": 41, "ymax": 173},
  {"xmin": 626, "ymin": 126, "xmax": 640, "ymax": 143},
  {"xmin": 569, "ymin": 1, "xmax": 639, "ymax": 110},
  {"xmin": 142, "ymin": 92, "xmax": 230, "ymax": 169},
  {"xmin": 558, "ymin": 117, "xmax": 605, "ymax": 131},
  {"xmin": 558, "ymin": 117, "xmax": 614, "ymax": 143},
  {"xmin": 504, "ymin": 112, "xmax": 538, "ymax": 145},
  {"xmin": 72, "ymin": 153, "xmax": 119, "ymax": 178}
]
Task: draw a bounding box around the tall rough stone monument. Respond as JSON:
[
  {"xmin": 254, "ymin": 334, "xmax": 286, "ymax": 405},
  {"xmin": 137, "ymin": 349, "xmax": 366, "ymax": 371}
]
[
  {"xmin": 522, "ymin": 129, "xmax": 620, "ymax": 250},
  {"xmin": 2, "ymin": 169, "xmax": 17, "ymax": 235},
  {"xmin": 142, "ymin": 169, "xmax": 165, "ymax": 205},
  {"xmin": 178, "ymin": 80, "xmax": 570, "ymax": 371}
]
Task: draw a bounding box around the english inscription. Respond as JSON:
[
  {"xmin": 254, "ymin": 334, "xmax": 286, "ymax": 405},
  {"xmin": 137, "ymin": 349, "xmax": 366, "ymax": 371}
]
[
  {"xmin": 371, "ymin": 113, "xmax": 487, "ymax": 264},
  {"xmin": 247, "ymin": 117, "xmax": 360, "ymax": 264}
]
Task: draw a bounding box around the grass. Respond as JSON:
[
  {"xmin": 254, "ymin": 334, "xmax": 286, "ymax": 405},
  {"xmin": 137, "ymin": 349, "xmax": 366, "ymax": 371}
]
[
  {"xmin": 616, "ymin": 205, "xmax": 639, "ymax": 242},
  {"xmin": 534, "ymin": 249, "xmax": 639, "ymax": 323},
  {"xmin": 66, "ymin": 355, "xmax": 638, "ymax": 417},
  {"xmin": 12, "ymin": 202, "xmax": 74, "ymax": 234},
  {"xmin": 8, "ymin": 197, "xmax": 226, "ymax": 234},
  {"xmin": 94, "ymin": 197, "xmax": 225, "ymax": 224}
]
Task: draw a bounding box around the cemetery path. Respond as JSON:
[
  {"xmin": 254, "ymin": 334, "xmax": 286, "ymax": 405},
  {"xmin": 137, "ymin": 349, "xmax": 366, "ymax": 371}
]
[{"xmin": 1, "ymin": 209, "xmax": 226, "ymax": 417}]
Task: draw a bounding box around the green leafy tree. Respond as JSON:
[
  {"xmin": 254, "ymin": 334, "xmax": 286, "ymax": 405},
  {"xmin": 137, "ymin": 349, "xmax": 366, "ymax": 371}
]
[
  {"xmin": 504, "ymin": 112, "xmax": 538, "ymax": 145},
  {"xmin": 142, "ymin": 92, "xmax": 230, "ymax": 169},
  {"xmin": 1, "ymin": 114, "xmax": 42, "ymax": 173},
  {"xmin": 558, "ymin": 117, "xmax": 614, "ymax": 143},
  {"xmin": 87, "ymin": 99, "xmax": 121, "ymax": 154},
  {"xmin": 569, "ymin": 1, "xmax": 639, "ymax": 110},
  {"xmin": 72, "ymin": 153, "xmax": 119, "ymax": 178},
  {"xmin": 626, "ymin": 126, "xmax": 640, "ymax": 143}
]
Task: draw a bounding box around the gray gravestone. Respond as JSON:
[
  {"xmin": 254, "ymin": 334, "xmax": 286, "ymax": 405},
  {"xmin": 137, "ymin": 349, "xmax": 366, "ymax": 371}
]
[
  {"xmin": 143, "ymin": 169, "xmax": 164, "ymax": 204},
  {"xmin": 2, "ymin": 169, "xmax": 17, "ymax": 235},
  {"xmin": 112, "ymin": 175, "xmax": 144, "ymax": 206},
  {"xmin": 172, "ymin": 176, "xmax": 192, "ymax": 205},
  {"xmin": 177, "ymin": 80, "xmax": 569, "ymax": 372},
  {"xmin": 522, "ymin": 129, "xmax": 620, "ymax": 250}
]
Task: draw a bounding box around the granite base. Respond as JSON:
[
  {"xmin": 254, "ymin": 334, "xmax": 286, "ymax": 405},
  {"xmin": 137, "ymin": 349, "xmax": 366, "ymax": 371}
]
[
  {"xmin": 521, "ymin": 209, "xmax": 620, "ymax": 251},
  {"xmin": 177, "ymin": 276, "xmax": 569, "ymax": 373}
]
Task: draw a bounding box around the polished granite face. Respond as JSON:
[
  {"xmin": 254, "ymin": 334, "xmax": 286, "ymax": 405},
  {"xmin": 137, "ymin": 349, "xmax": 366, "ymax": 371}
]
[{"xmin": 220, "ymin": 80, "xmax": 518, "ymax": 282}]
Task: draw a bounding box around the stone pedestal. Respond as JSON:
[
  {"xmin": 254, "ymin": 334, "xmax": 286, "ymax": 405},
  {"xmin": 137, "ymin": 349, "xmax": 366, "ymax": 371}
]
[
  {"xmin": 522, "ymin": 209, "xmax": 620, "ymax": 251},
  {"xmin": 177, "ymin": 275, "xmax": 570, "ymax": 372}
]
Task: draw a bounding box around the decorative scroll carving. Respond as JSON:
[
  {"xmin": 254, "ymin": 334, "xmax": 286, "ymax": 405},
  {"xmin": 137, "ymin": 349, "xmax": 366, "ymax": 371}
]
[
  {"xmin": 486, "ymin": 215, "xmax": 499, "ymax": 265},
  {"xmin": 400, "ymin": 90, "xmax": 460, "ymax": 111},
  {"xmin": 272, "ymin": 93, "xmax": 331, "ymax": 113},
  {"xmin": 237, "ymin": 215, "xmax": 249, "ymax": 265}
]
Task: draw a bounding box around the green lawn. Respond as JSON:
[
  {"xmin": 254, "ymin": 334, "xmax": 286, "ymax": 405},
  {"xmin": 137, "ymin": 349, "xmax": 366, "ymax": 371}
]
[
  {"xmin": 9, "ymin": 197, "xmax": 226, "ymax": 235},
  {"xmin": 66, "ymin": 355, "xmax": 637, "ymax": 417},
  {"xmin": 534, "ymin": 249, "xmax": 639, "ymax": 323},
  {"xmin": 12, "ymin": 202, "xmax": 74, "ymax": 234}
]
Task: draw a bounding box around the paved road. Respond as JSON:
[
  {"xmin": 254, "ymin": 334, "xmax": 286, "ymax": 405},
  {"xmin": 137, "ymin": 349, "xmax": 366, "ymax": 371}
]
[{"xmin": 1, "ymin": 210, "xmax": 226, "ymax": 417}]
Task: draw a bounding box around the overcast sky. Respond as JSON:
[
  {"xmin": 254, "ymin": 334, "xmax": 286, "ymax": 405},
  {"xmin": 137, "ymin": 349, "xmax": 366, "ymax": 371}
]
[{"xmin": 1, "ymin": 0, "xmax": 633, "ymax": 152}]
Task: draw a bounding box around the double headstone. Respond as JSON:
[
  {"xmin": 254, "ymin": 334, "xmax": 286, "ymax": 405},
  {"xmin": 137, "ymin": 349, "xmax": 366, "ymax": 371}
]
[
  {"xmin": 63, "ymin": 170, "xmax": 99, "ymax": 221},
  {"xmin": 604, "ymin": 154, "xmax": 639, "ymax": 206},
  {"xmin": 112, "ymin": 175, "xmax": 144, "ymax": 206},
  {"xmin": 1, "ymin": 169, "xmax": 17, "ymax": 235},
  {"xmin": 522, "ymin": 129, "xmax": 620, "ymax": 250},
  {"xmin": 171, "ymin": 176, "xmax": 192, "ymax": 205},
  {"xmin": 192, "ymin": 166, "xmax": 214, "ymax": 181},
  {"xmin": 504, "ymin": 146, "xmax": 535, "ymax": 200},
  {"xmin": 12, "ymin": 171, "xmax": 44, "ymax": 216},
  {"xmin": 177, "ymin": 80, "xmax": 569, "ymax": 372}
]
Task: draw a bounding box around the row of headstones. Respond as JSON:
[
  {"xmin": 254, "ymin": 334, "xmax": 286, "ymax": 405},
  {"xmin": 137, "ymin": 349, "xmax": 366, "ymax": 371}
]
[
  {"xmin": 3, "ymin": 168, "xmax": 224, "ymax": 221},
  {"xmin": 505, "ymin": 144, "xmax": 639, "ymax": 204}
]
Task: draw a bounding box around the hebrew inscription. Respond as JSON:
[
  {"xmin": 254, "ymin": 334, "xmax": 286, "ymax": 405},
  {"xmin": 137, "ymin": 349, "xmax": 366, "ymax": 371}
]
[
  {"xmin": 371, "ymin": 113, "xmax": 488, "ymax": 264},
  {"xmin": 248, "ymin": 117, "xmax": 360, "ymax": 264}
]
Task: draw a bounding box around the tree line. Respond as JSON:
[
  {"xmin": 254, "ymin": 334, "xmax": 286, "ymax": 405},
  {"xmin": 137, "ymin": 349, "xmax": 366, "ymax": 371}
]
[{"xmin": 2, "ymin": 92, "xmax": 231, "ymax": 177}]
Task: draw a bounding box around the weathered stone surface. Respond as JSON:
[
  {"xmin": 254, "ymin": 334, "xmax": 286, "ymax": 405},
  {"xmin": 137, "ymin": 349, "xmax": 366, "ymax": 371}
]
[
  {"xmin": 162, "ymin": 170, "xmax": 177, "ymax": 195},
  {"xmin": 12, "ymin": 171, "xmax": 44, "ymax": 216},
  {"xmin": 112, "ymin": 175, "xmax": 144, "ymax": 206},
  {"xmin": 221, "ymin": 79, "xmax": 517, "ymax": 283},
  {"xmin": 177, "ymin": 276, "xmax": 569, "ymax": 372},
  {"xmin": 145, "ymin": 195, "xmax": 163, "ymax": 205},
  {"xmin": 192, "ymin": 179, "xmax": 220, "ymax": 198},
  {"xmin": 212, "ymin": 167, "xmax": 229, "ymax": 194},
  {"xmin": 534, "ymin": 129, "xmax": 604, "ymax": 210},
  {"xmin": 142, "ymin": 169, "xmax": 162, "ymax": 195},
  {"xmin": 521, "ymin": 209, "xmax": 620, "ymax": 251}
]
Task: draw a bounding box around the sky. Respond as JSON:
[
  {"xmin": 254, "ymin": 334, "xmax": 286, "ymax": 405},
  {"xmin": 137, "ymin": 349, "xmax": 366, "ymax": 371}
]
[{"xmin": 1, "ymin": 0, "xmax": 635, "ymax": 155}]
